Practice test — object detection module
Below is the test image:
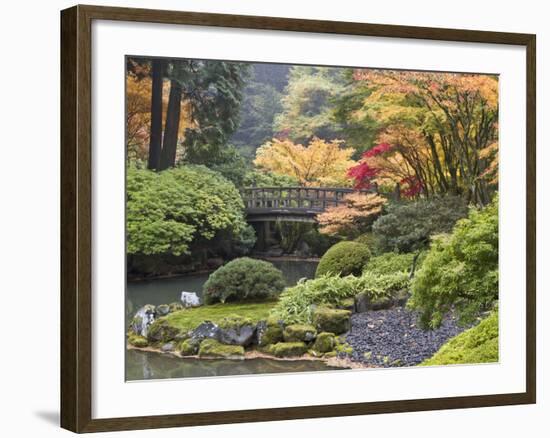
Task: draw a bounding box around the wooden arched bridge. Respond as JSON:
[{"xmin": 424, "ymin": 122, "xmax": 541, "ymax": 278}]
[{"xmin": 242, "ymin": 186, "xmax": 373, "ymax": 223}]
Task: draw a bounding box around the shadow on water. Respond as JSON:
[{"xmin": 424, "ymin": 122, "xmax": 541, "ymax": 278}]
[{"xmin": 126, "ymin": 349, "xmax": 339, "ymax": 381}]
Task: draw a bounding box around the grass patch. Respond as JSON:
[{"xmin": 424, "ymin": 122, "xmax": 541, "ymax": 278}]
[
  {"xmin": 421, "ymin": 311, "xmax": 498, "ymax": 366},
  {"xmin": 160, "ymin": 301, "xmax": 277, "ymax": 332}
]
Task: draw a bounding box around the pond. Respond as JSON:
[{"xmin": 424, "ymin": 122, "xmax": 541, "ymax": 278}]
[
  {"xmin": 126, "ymin": 258, "xmax": 318, "ymax": 319},
  {"xmin": 126, "ymin": 349, "xmax": 340, "ymax": 381},
  {"xmin": 126, "ymin": 258, "xmax": 327, "ymax": 380}
]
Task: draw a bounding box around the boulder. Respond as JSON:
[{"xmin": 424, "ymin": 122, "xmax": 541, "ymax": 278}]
[
  {"xmin": 256, "ymin": 321, "xmax": 284, "ymax": 347},
  {"xmin": 269, "ymin": 342, "xmax": 308, "ymax": 357},
  {"xmin": 146, "ymin": 319, "xmax": 180, "ymax": 343},
  {"xmin": 312, "ymin": 332, "xmax": 335, "ymax": 353},
  {"xmin": 130, "ymin": 304, "xmax": 156, "ymax": 337},
  {"xmin": 177, "ymin": 339, "xmax": 200, "ymax": 356},
  {"xmin": 180, "ymin": 291, "xmax": 201, "ymax": 308},
  {"xmin": 354, "ymin": 293, "xmax": 369, "ymax": 313},
  {"xmin": 283, "ymin": 324, "xmax": 317, "ymax": 342},
  {"xmin": 338, "ymin": 297, "xmax": 356, "ymax": 312},
  {"xmin": 369, "ymin": 296, "xmax": 393, "ymax": 310},
  {"xmin": 156, "ymin": 304, "xmax": 170, "ymax": 316},
  {"xmin": 198, "ymin": 339, "xmax": 245, "ymax": 359},
  {"xmin": 168, "ymin": 302, "xmax": 184, "ymax": 313},
  {"xmin": 127, "ymin": 334, "xmax": 148, "ymax": 348},
  {"xmin": 217, "ymin": 315, "xmax": 256, "ymax": 346},
  {"xmin": 188, "ymin": 321, "xmax": 221, "ymax": 343},
  {"xmin": 312, "ymin": 307, "xmax": 351, "ymax": 335},
  {"xmin": 161, "ymin": 342, "xmax": 175, "ymax": 352}
]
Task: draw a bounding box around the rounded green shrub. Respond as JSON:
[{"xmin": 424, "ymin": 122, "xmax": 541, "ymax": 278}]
[
  {"xmin": 422, "ymin": 311, "xmax": 498, "ymax": 366},
  {"xmin": 316, "ymin": 241, "xmax": 371, "ymax": 278},
  {"xmin": 203, "ymin": 257, "xmax": 285, "ymax": 304}
]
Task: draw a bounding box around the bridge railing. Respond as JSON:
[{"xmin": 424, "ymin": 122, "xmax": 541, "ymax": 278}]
[{"xmin": 242, "ymin": 187, "xmax": 373, "ymax": 212}]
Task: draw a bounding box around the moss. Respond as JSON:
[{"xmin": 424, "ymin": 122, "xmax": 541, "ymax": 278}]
[
  {"xmin": 283, "ymin": 324, "xmax": 317, "ymax": 342},
  {"xmin": 312, "ymin": 307, "xmax": 351, "ymax": 334},
  {"xmin": 422, "ymin": 311, "xmax": 499, "ymax": 366},
  {"xmin": 268, "ymin": 342, "xmax": 308, "ymax": 357},
  {"xmin": 338, "ymin": 297, "xmax": 356, "ymax": 310},
  {"xmin": 370, "ymin": 295, "xmax": 394, "ymax": 310},
  {"xmin": 258, "ymin": 325, "xmax": 284, "ymax": 347},
  {"xmin": 128, "ymin": 334, "xmax": 148, "ymax": 348},
  {"xmin": 177, "ymin": 339, "xmax": 199, "ymax": 356},
  {"xmin": 160, "ymin": 301, "xmax": 276, "ymax": 334},
  {"xmin": 198, "ymin": 339, "xmax": 245, "ymax": 359},
  {"xmin": 312, "ymin": 332, "xmax": 335, "ymax": 353},
  {"xmin": 316, "ymin": 241, "xmax": 371, "ymax": 278},
  {"xmin": 334, "ymin": 339, "xmax": 353, "ymax": 355},
  {"xmin": 323, "ymin": 351, "xmax": 337, "ymax": 358},
  {"xmin": 217, "ymin": 314, "xmax": 253, "ymax": 330},
  {"xmin": 146, "ymin": 319, "xmax": 181, "ymax": 343}
]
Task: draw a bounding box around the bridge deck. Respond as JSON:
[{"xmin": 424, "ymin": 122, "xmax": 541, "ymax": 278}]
[{"xmin": 242, "ymin": 186, "xmax": 373, "ymax": 222}]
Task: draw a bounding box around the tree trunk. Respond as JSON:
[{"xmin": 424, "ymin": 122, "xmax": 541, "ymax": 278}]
[
  {"xmin": 159, "ymin": 79, "xmax": 183, "ymax": 170},
  {"xmin": 147, "ymin": 59, "xmax": 164, "ymax": 170}
]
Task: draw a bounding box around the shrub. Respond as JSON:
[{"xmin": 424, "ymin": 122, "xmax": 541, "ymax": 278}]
[
  {"xmin": 127, "ymin": 165, "xmax": 248, "ymax": 256},
  {"xmin": 422, "ymin": 311, "xmax": 498, "ymax": 366},
  {"xmin": 316, "ymin": 241, "xmax": 371, "ymax": 278},
  {"xmin": 302, "ymin": 228, "xmax": 339, "ymax": 257},
  {"xmin": 271, "ymin": 271, "xmax": 409, "ymax": 324},
  {"xmin": 203, "ymin": 257, "xmax": 285, "ymax": 304},
  {"xmin": 409, "ymin": 196, "xmax": 498, "ymax": 328},
  {"xmin": 372, "ymin": 195, "xmax": 469, "ymax": 253}
]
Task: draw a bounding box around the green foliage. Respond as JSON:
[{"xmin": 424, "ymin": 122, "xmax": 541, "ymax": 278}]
[
  {"xmin": 422, "ymin": 311, "xmax": 498, "ymax": 365},
  {"xmin": 275, "ymin": 221, "xmax": 312, "ymax": 254},
  {"xmin": 365, "ymin": 252, "xmax": 417, "ymax": 276},
  {"xmin": 242, "ymin": 169, "xmax": 299, "ymax": 188},
  {"xmin": 175, "ymin": 60, "xmax": 250, "ymax": 165},
  {"xmin": 208, "ymin": 145, "xmax": 250, "ymax": 187},
  {"xmin": 127, "ymin": 165, "xmax": 248, "ymax": 256},
  {"xmin": 203, "ymin": 258, "xmax": 285, "ymax": 304},
  {"xmin": 274, "ymin": 66, "xmax": 348, "ymax": 143},
  {"xmin": 302, "ymin": 228, "xmax": 339, "ymax": 257},
  {"xmin": 271, "ymin": 271, "xmax": 409, "ymax": 325},
  {"xmin": 354, "ymin": 232, "xmax": 384, "ymax": 256},
  {"xmin": 316, "ymin": 241, "xmax": 371, "ymax": 278},
  {"xmin": 409, "ymin": 196, "xmax": 499, "ymax": 328},
  {"xmin": 372, "ymin": 196, "xmax": 469, "ymax": 253},
  {"xmin": 161, "ymin": 301, "xmax": 275, "ymax": 333}
]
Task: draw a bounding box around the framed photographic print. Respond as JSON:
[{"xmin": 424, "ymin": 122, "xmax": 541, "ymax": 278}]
[{"xmin": 60, "ymin": 4, "xmax": 536, "ymax": 433}]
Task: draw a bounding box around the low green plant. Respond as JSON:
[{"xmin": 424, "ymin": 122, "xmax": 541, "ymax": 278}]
[
  {"xmin": 271, "ymin": 270, "xmax": 409, "ymax": 325},
  {"xmin": 422, "ymin": 311, "xmax": 498, "ymax": 365},
  {"xmin": 409, "ymin": 196, "xmax": 498, "ymax": 328},
  {"xmin": 316, "ymin": 241, "xmax": 371, "ymax": 278},
  {"xmin": 203, "ymin": 257, "xmax": 285, "ymax": 304}
]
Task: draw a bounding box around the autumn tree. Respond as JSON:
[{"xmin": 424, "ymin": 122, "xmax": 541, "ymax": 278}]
[
  {"xmin": 347, "ymin": 70, "xmax": 499, "ymax": 205},
  {"xmin": 317, "ymin": 192, "xmax": 387, "ymax": 238},
  {"xmin": 254, "ymin": 137, "xmax": 356, "ymax": 187}
]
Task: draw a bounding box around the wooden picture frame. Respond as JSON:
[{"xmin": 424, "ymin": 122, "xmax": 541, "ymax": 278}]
[{"xmin": 60, "ymin": 4, "xmax": 536, "ymax": 433}]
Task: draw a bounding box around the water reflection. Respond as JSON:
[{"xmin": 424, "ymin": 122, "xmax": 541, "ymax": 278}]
[{"xmin": 126, "ymin": 349, "xmax": 339, "ymax": 380}]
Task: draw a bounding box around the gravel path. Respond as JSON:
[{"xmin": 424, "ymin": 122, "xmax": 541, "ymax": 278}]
[{"xmin": 344, "ymin": 308, "xmax": 467, "ymax": 367}]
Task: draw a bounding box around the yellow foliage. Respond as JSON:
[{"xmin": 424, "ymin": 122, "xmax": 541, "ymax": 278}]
[{"xmin": 254, "ymin": 137, "xmax": 356, "ymax": 187}]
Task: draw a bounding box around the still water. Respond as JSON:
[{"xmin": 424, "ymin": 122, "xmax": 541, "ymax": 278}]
[{"xmin": 126, "ymin": 259, "xmax": 334, "ymax": 380}]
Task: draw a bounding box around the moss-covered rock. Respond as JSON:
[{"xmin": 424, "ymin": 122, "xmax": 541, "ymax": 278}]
[
  {"xmin": 198, "ymin": 339, "xmax": 245, "ymax": 359},
  {"xmin": 312, "ymin": 307, "xmax": 351, "ymax": 334},
  {"xmin": 169, "ymin": 302, "xmax": 184, "ymax": 313},
  {"xmin": 283, "ymin": 324, "xmax": 317, "ymax": 342},
  {"xmin": 256, "ymin": 322, "xmax": 284, "ymax": 347},
  {"xmin": 312, "ymin": 332, "xmax": 335, "ymax": 353},
  {"xmin": 177, "ymin": 339, "xmax": 199, "ymax": 356},
  {"xmin": 369, "ymin": 295, "xmax": 394, "ymax": 310},
  {"xmin": 334, "ymin": 339, "xmax": 353, "ymax": 355},
  {"xmin": 217, "ymin": 315, "xmax": 256, "ymax": 346},
  {"xmin": 127, "ymin": 334, "xmax": 148, "ymax": 348},
  {"xmin": 156, "ymin": 304, "xmax": 171, "ymax": 316},
  {"xmin": 268, "ymin": 342, "xmax": 308, "ymax": 357},
  {"xmin": 146, "ymin": 319, "xmax": 181, "ymax": 343}
]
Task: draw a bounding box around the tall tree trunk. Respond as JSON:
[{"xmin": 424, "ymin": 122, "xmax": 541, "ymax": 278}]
[
  {"xmin": 158, "ymin": 79, "xmax": 182, "ymax": 170},
  {"xmin": 147, "ymin": 59, "xmax": 164, "ymax": 170}
]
